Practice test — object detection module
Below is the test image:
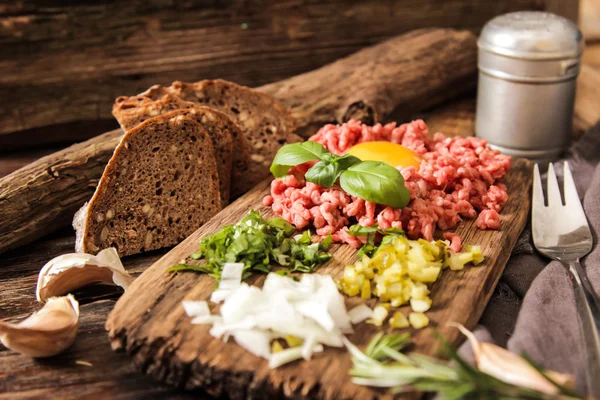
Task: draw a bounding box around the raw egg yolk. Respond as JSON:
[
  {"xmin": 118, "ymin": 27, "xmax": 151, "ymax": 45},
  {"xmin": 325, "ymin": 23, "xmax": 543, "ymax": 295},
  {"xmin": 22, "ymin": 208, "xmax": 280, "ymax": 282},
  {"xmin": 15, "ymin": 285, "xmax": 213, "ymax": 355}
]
[{"xmin": 347, "ymin": 142, "xmax": 421, "ymax": 168}]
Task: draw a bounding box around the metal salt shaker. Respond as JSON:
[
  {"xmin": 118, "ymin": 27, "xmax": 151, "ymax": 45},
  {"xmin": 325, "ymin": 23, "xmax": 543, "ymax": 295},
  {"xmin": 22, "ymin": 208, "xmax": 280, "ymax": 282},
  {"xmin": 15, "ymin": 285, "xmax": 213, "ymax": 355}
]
[{"xmin": 476, "ymin": 11, "xmax": 583, "ymax": 161}]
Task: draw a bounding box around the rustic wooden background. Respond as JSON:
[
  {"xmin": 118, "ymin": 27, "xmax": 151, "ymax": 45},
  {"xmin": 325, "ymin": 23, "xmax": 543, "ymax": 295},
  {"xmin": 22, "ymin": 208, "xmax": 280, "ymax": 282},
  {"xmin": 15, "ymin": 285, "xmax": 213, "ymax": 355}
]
[
  {"xmin": 0, "ymin": 0, "xmax": 552, "ymax": 150},
  {"xmin": 1, "ymin": 0, "xmax": 598, "ymax": 399}
]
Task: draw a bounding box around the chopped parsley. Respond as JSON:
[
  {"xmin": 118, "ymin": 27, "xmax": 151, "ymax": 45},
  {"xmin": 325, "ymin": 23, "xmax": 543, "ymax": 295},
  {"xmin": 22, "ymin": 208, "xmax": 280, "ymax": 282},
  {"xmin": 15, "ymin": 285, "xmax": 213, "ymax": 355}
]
[{"xmin": 168, "ymin": 210, "xmax": 332, "ymax": 279}]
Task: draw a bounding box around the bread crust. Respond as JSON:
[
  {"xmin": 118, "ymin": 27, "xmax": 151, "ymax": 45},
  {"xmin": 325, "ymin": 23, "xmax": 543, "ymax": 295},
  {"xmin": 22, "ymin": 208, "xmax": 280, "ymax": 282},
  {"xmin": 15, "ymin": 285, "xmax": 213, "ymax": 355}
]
[{"xmin": 74, "ymin": 110, "xmax": 222, "ymax": 256}]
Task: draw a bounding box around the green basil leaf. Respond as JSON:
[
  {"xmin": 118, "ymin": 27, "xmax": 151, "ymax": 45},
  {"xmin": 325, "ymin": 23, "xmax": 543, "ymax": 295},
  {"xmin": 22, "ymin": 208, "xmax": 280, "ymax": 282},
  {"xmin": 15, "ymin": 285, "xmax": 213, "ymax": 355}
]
[
  {"xmin": 305, "ymin": 154, "xmax": 362, "ymax": 188},
  {"xmin": 336, "ymin": 154, "xmax": 362, "ymax": 170},
  {"xmin": 270, "ymin": 142, "xmax": 329, "ymax": 178},
  {"xmin": 305, "ymin": 160, "xmax": 339, "ymax": 187},
  {"xmin": 319, "ymin": 153, "xmax": 339, "ymax": 163},
  {"xmin": 339, "ymin": 161, "xmax": 410, "ymax": 209}
]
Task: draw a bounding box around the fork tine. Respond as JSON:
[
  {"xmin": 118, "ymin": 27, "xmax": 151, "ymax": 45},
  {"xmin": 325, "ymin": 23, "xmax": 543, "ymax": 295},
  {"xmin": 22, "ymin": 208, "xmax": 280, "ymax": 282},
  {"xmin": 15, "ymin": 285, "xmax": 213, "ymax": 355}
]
[
  {"xmin": 547, "ymin": 162, "xmax": 563, "ymax": 208},
  {"xmin": 563, "ymin": 162, "xmax": 580, "ymax": 206},
  {"xmin": 533, "ymin": 163, "xmax": 545, "ymax": 209}
]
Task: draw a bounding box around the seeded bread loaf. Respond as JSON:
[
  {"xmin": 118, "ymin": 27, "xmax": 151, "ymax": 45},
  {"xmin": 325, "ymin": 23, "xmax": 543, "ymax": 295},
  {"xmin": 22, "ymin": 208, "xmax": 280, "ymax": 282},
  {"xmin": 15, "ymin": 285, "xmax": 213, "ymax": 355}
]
[
  {"xmin": 168, "ymin": 80, "xmax": 302, "ymax": 183},
  {"xmin": 113, "ymin": 95, "xmax": 236, "ymax": 202},
  {"xmin": 73, "ymin": 111, "xmax": 222, "ymax": 256}
]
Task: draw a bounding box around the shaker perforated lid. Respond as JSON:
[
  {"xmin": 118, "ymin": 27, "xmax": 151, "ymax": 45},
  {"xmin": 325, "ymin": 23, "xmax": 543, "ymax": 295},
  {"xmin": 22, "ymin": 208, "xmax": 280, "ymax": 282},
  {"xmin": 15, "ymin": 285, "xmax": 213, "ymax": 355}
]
[{"xmin": 478, "ymin": 11, "xmax": 583, "ymax": 59}]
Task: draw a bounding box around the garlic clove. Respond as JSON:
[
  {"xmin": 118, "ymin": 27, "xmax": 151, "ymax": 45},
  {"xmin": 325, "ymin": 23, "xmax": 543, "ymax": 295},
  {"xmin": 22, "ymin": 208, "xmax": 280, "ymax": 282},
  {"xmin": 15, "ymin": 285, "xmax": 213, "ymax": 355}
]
[
  {"xmin": 0, "ymin": 295, "xmax": 79, "ymax": 357},
  {"xmin": 452, "ymin": 323, "xmax": 574, "ymax": 395},
  {"xmin": 36, "ymin": 248, "xmax": 134, "ymax": 302}
]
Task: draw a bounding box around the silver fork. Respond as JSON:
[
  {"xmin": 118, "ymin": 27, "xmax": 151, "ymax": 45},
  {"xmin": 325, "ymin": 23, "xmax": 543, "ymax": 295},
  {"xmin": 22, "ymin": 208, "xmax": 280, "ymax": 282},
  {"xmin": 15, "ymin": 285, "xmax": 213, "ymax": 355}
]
[{"xmin": 532, "ymin": 161, "xmax": 600, "ymax": 396}]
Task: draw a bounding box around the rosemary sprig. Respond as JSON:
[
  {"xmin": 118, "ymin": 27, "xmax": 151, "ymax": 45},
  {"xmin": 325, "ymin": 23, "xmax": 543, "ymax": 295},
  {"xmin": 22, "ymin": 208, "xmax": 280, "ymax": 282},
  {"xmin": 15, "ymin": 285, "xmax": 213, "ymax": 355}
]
[{"xmin": 345, "ymin": 333, "xmax": 583, "ymax": 400}]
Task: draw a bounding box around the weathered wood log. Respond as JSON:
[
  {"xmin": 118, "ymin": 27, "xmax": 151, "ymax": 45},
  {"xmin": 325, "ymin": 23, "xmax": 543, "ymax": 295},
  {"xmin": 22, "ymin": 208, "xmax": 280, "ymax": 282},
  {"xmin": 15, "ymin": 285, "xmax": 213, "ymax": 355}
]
[
  {"xmin": 0, "ymin": 28, "xmax": 479, "ymax": 255},
  {"xmin": 260, "ymin": 29, "xmax": 477, "ymax": 138},
  {"xmin": 0, "ymin": 0, "xmax": 544, "ymax": 137},
  {"xmin": 0, "ymin": 130, "xmax": 122, "ymax": 254}
]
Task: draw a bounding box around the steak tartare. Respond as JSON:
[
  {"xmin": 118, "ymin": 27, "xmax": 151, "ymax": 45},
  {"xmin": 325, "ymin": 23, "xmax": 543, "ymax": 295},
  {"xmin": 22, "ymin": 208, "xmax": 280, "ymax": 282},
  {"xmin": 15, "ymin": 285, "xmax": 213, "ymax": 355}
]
[{"xmin": 263, "ymin": 120, "xmax": 510, "ymax": 251}]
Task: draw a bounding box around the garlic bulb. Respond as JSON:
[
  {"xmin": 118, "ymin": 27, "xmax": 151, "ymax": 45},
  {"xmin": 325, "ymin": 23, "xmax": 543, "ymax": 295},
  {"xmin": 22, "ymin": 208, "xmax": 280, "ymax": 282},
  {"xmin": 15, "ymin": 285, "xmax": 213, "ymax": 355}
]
[
  {"xmin": 453, "ymin": 323, "xmax": 574, "ymax": 394},
  {"xmin": 0, "ymin": 295, "xmax": 79, "ymax": 357},
  {"xmin": 36, "ymin": 248, "xmax": 133, "ymax": 302}
]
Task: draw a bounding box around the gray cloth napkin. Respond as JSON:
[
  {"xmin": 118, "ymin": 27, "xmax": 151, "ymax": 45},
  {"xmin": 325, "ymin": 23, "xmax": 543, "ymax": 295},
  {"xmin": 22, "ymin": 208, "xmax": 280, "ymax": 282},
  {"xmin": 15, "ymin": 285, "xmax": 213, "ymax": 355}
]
[{"xmin": 459, "ymin": 122, "xmax": 600, "ymax": 395}]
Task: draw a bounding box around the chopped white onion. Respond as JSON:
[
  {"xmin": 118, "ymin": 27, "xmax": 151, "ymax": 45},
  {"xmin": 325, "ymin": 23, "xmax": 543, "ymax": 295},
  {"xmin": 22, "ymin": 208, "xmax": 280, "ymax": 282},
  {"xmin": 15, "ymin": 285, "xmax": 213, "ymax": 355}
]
[
  {"xmin": 367, "ymin": 305, "xmax": 389, "ymax": 327},
  {"xmin": 233, "ymin": 330, "xmax": 271, "ymax": 359},
  {"xmin": 182, "ymin": 300, "xmax": 210, "ymax": 318},
  {"xmin": 269, "ymin": 347, "xmax": 304, "ymax": 369},
  {"xmin": 182, "ymin": 272, "xmax": 360, "ymax": 368},
  {"xmin": 296, "ymin": 301, "xmax": 335, "ymax": 332},
  {"xmin": 210, "ymin": 263, "xmax": 244, "ymax": 303},
  {"xmin": 348, "ymin": 304, "xmax": 374, "ymax": 324},
  {"xmin": 301, "ymin": 334, "xmax": 317, "ymax": 360}
]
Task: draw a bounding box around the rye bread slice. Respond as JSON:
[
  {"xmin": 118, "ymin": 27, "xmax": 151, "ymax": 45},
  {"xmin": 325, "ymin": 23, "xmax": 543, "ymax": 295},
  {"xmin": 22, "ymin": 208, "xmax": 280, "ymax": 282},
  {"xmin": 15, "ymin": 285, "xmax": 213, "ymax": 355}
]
[
  {"xmin": 113, "ymin": 92, "xmax": 196, "ymax": 132},
  {"xmin": 73, "ymin": 111, "xmax": 222, "ymax": 257},
  {"xmin": 113, "ymin": 94, "xmax": 234, "ymax": 202},
  {"xmin": 168, "ymin": 79, "xmax": 302, "ymax": 183}
]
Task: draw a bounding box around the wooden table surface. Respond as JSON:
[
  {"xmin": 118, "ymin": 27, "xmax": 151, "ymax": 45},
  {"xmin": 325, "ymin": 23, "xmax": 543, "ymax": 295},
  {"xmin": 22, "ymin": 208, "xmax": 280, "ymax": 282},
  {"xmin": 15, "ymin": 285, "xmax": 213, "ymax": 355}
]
[{"xmin": 1, "ymin": 9, "xmax": 599, "ymax": 399}]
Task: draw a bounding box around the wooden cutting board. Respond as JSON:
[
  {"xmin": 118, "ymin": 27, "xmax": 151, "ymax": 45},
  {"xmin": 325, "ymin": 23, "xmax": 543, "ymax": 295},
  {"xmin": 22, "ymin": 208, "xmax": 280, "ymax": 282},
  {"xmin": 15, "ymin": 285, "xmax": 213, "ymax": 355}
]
[{"xmin": 106, "ymin": 158, "xmax": 531, "ymax": 400}]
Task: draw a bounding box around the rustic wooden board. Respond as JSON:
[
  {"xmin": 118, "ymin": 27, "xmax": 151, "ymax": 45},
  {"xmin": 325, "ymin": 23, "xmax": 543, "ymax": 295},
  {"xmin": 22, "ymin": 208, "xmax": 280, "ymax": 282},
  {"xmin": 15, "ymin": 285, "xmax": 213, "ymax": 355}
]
[{"xmin": 106, "ymin": 158, "xmax": 531, "ymax": 399}]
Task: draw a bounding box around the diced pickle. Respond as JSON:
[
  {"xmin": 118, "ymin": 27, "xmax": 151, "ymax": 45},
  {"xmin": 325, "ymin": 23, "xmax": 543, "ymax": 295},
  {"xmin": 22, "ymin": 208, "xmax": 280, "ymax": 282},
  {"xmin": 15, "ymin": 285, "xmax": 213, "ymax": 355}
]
[
  {"xmin": 389, "ymin": 311, "xmax": 410, "ymax": 329},
  {"xmin": 360, "ymin": 280, "xmax": 371, "ymax": 299},
  {"xmin": 337, "ymin": 235, "xmax": 483, "ymax": 328},
  {"xmin": 271, "ymin": 341, "xmax": 284, "ymax": 353},
  {"xmin": 409, "ymin": 312, "xmax": 429, "ymax": 329},
  {"xmin": 284, "ymin": 335, "xmax": 304, "ymax": 348}
]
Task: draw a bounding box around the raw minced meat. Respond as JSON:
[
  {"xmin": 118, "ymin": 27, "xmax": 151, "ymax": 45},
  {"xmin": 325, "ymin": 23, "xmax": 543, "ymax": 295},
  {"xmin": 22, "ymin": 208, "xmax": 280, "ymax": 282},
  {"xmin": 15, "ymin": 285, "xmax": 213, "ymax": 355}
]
[{"xmin": 263, "ymin": 119, "xmax": 511, "ymax": 249}]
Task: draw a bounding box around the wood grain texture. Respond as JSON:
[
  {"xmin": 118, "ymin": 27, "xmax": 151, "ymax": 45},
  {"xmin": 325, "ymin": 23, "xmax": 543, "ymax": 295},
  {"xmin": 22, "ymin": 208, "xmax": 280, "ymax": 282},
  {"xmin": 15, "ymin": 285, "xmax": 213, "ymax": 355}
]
[
  {"xmin": 0, "ymin": 300, "xmax": 201, "ymax": 400},
  {"xmin": 0, "ymin": 28, "xmax": 479, "ymax": 256},
  {"xmin": 106, "ymin": 158, "xmax": 531, "ymax": 399},
  {"xmin": 0, "ymin": 129, "xmax": 123, "ymax": 255},
  {"xmin": 424, "ymin": 98, "xmax": 476, "ymax": 138},
  {"xmin": 574, "ymin": 65, "xmax": 600, "ymax": 133},
  {"xmin": 581, "ymin": 0, "xmax": 600, "ymax": 41},
  {"xmin": 545, "ymin": 0, "xmax": 580, "ymax": 21},
  {"xmin": 260, "ymin": 29, "xmax": 478, "ymax": 138},
  {"xmin": 0, "ymin": 230, "xmax": 200, "ymax": 399},
  {"xmin": 0, "ymin": 0, "xmax": 544, "ymax": 137}
]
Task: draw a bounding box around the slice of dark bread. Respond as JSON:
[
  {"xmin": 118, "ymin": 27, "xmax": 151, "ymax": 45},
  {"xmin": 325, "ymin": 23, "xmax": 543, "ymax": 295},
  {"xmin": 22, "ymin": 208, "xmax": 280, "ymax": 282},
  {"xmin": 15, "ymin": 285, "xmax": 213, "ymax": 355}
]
[
  {"xmin": 73, "ymin": 111, "xmax": 222, "ymax": 257},
  {"xmin": 113, "ymin": 94, "xmax": 234, "ymax": 206},
  {"xmin": 168, "ymin": 80, "xmax": 302, "ymax": 184},
  {"xmin": 113, "ymin": 95, "xmax": 235, "ymax": 202}
]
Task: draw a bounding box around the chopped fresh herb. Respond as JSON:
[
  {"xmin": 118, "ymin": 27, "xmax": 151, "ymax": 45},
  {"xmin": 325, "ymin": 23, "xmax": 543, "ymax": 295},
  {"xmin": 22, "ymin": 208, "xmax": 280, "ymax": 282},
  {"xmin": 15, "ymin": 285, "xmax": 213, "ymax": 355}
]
[
  {"xmin": 357, "ymin": 243, "xmax": 376, "ymax": 260},
  {"xmin": 320, "ymin": 233, "xmax": 333, "ymax": 251},
  {"xmin": 267, "ymin": 217, "xmax": 295, "ymax": 236},
  {"xmin": 168, "ymin": 210, "xmax": 331, "ymax": 279},
  {"xmin": 347, "ymin": 224, "xmax": 405, "ymax": 259},
  {"xmin": 348, "ymin": 223, "xmax": 379, "ymax": 236},
  {"xmin": 167, "ymin": 263, "xmax": 218, "ymax": 277}
]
